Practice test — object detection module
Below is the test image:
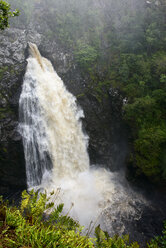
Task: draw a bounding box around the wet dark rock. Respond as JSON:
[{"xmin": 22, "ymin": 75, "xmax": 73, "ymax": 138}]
[{"xmin": 0, "ymin": 28, "xmax": 43, "ymax": 196}]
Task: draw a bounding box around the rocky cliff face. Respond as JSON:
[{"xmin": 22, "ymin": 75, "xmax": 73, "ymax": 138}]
[
  {"xmin": 0, "ymin": 28, "xmax": 41, "ymax": 196},
  {"xmin": 0, "ymin": 26, "xmax": 128, "ymax": 196}
]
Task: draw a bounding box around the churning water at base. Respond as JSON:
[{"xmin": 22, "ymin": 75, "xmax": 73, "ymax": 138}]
[{"xmin": 19, "ymin": 43, "xmax": 148, "ymax": 232}]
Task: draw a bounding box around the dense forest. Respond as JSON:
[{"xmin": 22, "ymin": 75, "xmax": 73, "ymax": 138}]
[{"xmin": 8, "ymin": 0, "xmax": 166, "ymax": 184}]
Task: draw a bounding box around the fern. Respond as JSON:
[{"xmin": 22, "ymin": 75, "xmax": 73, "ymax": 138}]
[{"xmin": 0, "ymin": 190, "xmax": 151, "ymax": 248}]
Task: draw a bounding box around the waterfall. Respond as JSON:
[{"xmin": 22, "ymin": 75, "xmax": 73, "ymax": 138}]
[
  {"xmin": 19, "ymin": 44, "xmax": 53, "ymax": 187},
  {"xmin": 19, "ymin": 43, "xmax": 148, "ymax": 229},
  {"xmin": 19, "ymin": 43, "xmax": 89, "ymax": 187}
]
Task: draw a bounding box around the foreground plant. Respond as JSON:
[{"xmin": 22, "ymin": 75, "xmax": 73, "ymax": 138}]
[
  {"xmin": 0, "ymin": 190, "xmax": 144, "ymax": 247},
  {"xmin": 148, "ymin": 222, "xmax": 166, "ymax": 248}
]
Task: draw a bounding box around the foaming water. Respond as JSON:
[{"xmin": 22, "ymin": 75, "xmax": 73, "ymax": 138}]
[{"xmin": 19, "ymin": 43, "xmax": 148, "ymax": 230}]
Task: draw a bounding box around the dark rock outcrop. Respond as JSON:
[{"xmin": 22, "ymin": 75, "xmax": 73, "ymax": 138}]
[{"xmin": 0, "ymin": 28, "xmax": 42, "ymax": 196}]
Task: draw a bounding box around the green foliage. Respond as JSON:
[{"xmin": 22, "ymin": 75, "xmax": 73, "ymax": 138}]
[
  {"xmin": 2, "ymin": 190, "xmax": 91, "ymax": 248},
  {"xmin": 0, "ymin": 66, "xmax": 8, "ymax": 79},
  {"xmin": 134, "ymin": 125, "xmax": 166, "ymax": 179},
  {"xmin": 148, "ymin": 222, "xmax": 166, "ymax": 248},
  {"xmin": 124, "ymin": 94, "xmax": 166, "ymax": 182},
  {"xmin": 0, "ymin": 0, "xmax": 19, "ymax": 30},
  {"xmin": 94, "ymin": 225, "xmax": 139, "ymax": 248},
  {"xmin": 74, "ymin": 41, "xmax": 98, "ymax": 70},
  {"xmin": 123, "ymin": 96, "xmax": 159, "ymax": 129},
  {"xmin": 0, "ymin": 190, "xmax": 143, "ymax": 248}
]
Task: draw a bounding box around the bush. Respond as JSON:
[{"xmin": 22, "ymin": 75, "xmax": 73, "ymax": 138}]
[
  {"xmin": 148, "ymin": 222, "xmax": 166, "ymax": 248},
  {"xmin": 74, "ymin": 40, "xmax": 98, "ymax": 70},
  {"xmin": 0, "ymin": 190, "xmax": 141, "ymax": 248},
  {"xmin": 0, "ymin": 0, "xmax": 19, "ymax": 30}
]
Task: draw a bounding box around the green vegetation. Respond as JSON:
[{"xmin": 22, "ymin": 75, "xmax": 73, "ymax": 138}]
[
  {"xmin": 0, "ymin": 190, "xmax": 141, "ymax": 248},
  {"xmin": 0, "ymin": 66, "xmax": 8, "ymax": 79},
  {"xmin": 44, "ymin": 0, "xmax": 166, "ymax": 184},
  {"xmin": 0, "ymin": 0, "xmax": 19, "ymax": 30},
  {"xmin": 50, "ymin": 0, "xmax": 166, "ymax": 183},
  {"xmin": 74, "ymin": 41, "xmax": 98, "ymax": 70},
  {"xmin": 148, "ymin": 222, "xmax": 166, "ymax": 248},
  {"xmin": 0, "ymin": 190, "xmax": 166, "ymax": 247}
]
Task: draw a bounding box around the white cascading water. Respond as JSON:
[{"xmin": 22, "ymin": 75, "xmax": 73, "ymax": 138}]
[
  {"xmin": 19, "ymin": 45, "xmax": 53, "ymax": 187},
  {"xmin": 19, "ymin": 43, "xmax": 147, "ymax": 231}
]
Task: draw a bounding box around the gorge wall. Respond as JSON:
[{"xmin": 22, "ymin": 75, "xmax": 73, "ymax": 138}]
[{"xmin": 0, "ymin": 26, "xmax": 128, "ymax": 196}]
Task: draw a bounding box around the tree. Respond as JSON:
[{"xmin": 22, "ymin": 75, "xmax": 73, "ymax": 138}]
[{"xmin": 0, "ymin": 0, "xmax": 19, "ymax": 30}]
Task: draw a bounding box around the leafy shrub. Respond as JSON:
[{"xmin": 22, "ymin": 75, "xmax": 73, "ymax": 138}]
[
  {"xmin": 0, "ymin": 190, "xmax": 141, "ymax": 248},
  {"xmin": 74, "ymin": 40, "xmax": 98, "ymax": 70},
  {"xmin": 0, "ymin": 0, "xmax": 19, "ymax": 30},
  {"xmin": 148, "ymin": 222, "xmax": 166, "ymax": 248}
]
